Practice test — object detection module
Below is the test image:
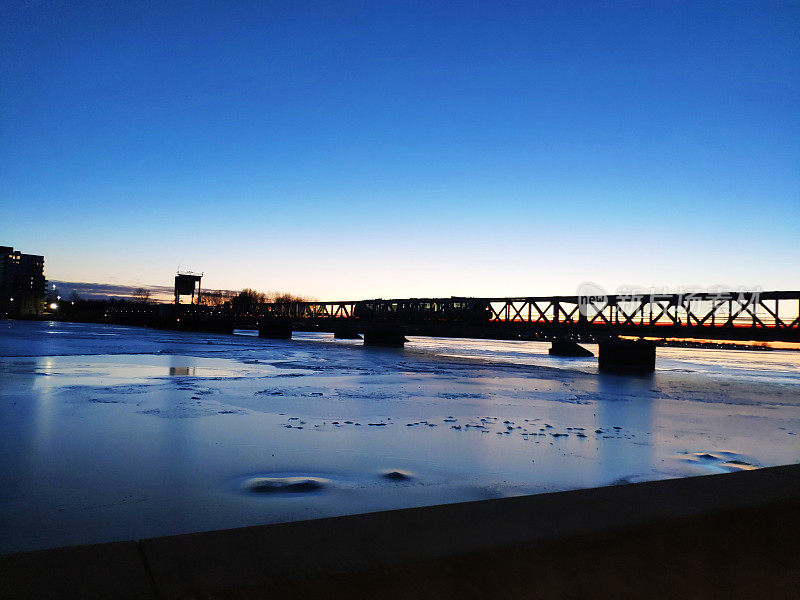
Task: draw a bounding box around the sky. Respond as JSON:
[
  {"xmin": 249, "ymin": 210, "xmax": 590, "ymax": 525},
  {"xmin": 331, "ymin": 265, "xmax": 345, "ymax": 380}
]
[{"xmin": 2, "ymin": 1, "xmax": 798, "ymax": 300}]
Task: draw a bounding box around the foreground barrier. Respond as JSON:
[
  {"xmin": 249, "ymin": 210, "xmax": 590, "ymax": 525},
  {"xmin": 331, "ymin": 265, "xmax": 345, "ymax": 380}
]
[{"xmin": 2, "ymin": 464, "xmax": 798, "ymax": 599}]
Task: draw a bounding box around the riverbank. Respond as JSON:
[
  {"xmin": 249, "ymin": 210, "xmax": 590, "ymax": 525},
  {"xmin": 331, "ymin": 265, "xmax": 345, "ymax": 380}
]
[{"xmin": 2, "ymin": 464, "xmax": 798, "ymax": 599}]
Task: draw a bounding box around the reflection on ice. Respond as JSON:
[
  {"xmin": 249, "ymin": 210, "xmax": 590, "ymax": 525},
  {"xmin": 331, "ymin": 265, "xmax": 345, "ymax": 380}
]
[{"xmin": 169, "ymin": 366, "xmax": 196, "ymax": 376}]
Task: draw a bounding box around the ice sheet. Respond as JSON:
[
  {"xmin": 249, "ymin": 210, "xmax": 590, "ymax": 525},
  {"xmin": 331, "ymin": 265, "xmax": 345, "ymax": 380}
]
[{"xmin": 1, "ymin": 320, "xmax": 798, "ymax": 554}]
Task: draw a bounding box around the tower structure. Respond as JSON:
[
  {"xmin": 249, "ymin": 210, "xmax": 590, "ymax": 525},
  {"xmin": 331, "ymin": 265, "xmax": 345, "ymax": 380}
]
[{"xmin": 174, "ymin": 272, "xmax": 203, "ymax": 305}]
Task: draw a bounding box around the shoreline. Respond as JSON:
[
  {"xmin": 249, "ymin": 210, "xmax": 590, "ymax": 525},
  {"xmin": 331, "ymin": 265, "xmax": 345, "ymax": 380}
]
[{"xmin": 3, "ymin": 464, "xmax": 799, "ymax": 599}]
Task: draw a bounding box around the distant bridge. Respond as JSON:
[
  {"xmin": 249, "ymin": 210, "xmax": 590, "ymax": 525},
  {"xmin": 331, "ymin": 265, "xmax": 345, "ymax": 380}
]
[
  {"xmin": 235, "ymin": 291, "xmax": 800, "ymax": 343},
  {"xmin": 104, "ymin": 291, "xmax": 800, "ymax": 373}
]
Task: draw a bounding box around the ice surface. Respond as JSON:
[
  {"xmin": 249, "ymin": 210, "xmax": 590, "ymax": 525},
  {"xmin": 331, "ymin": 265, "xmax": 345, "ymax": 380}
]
[{"xmin": 0, "ymin": 320, "xmax": 798, "ymax": 554}]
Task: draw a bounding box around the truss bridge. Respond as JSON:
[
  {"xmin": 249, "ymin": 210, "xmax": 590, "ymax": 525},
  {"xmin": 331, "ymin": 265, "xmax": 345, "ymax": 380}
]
[{"xmin": 105, "ymin": 290, "xmax": 800, "ymax": 373}]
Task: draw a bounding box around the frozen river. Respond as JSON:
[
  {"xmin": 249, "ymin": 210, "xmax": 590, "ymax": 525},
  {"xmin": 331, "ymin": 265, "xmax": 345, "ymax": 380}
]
[{"xmin": 1, "ymin": 320, "xmax": 799, "ymax": 554}]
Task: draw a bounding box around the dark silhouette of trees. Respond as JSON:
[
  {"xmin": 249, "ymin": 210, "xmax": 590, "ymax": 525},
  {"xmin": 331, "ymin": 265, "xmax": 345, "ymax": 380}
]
[
  {"xmin": 230, "ymin": 288, "xmax": 313, "ymax": 311},
  {"xmin": 231, "ymin": 288, "xmax": 266, "ymax": 311},
  {"xmin": 198, "ymin": 289, "xmax": 237, "ymax": 307},
  {"xmin": 269, "ymin": 292, "xmax": 310, "ymax": 303},
  {"xmin": 133, "ymin": 288, "xmax": 152, "ymax": 303}
]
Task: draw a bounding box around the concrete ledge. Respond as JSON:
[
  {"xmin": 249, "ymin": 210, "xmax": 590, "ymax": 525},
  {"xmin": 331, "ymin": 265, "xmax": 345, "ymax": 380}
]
[
  {"xmin": 0, "ymin": 540, "xmax": 156, "ymax": 600},
  {"xmin": 3, "ymin": 465, "xmax": 799, "ymax": 599}
]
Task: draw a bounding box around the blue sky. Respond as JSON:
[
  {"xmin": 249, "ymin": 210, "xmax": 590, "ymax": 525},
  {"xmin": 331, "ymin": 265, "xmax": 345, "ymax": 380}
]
[{"xmin": 2, "ymin": 1, "xmax": 798, "ymax": 299}]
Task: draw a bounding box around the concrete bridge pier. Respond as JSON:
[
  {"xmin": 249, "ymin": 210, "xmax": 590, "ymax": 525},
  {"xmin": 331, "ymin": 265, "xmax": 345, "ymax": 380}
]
[
  {"xmin": 258, "ymin": 321, "xmax": 292, "ymax": 339},
  {"xmin": 364, "ymin": 324, "xmax": 407, "ymax": 347},
  {"xmin": 598, "ymin": 339, "xmax": 656, "ymax": 373},
  {"xmin": 333, "ymin": 326, "xmax": 362, "ymax": 340},
  {"xmin": 549, "ymin": 339, "xmax": 593, "ymax": 357}
]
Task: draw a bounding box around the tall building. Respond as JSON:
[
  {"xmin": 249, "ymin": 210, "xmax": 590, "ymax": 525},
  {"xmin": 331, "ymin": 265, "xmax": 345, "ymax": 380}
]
[{"xmin": 0, "ymin": 245, "xmax": 46, "ymax": 316}]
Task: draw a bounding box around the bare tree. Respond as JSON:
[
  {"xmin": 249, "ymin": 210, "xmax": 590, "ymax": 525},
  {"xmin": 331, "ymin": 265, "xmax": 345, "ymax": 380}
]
[
  {"xmin": 231, "ymin": 288, "xmax": 267, "ymax": 311},
  {"xmin": 229, "ymin": 288, "xmax": 313, "ymax": 311},
  {"xmin": 271, "ymin": 292, "xmax": 311, "ymax": 303},
  {"xmin": 133, "ymin": 288, "xmax": 152, "ymax": 303},
  {"xmin": 198, "ymin": 289, "xmax": 237, "ymax": 307}
]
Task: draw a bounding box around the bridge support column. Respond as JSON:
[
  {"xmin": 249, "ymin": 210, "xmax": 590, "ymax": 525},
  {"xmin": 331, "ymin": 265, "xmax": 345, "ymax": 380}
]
[
  {"xmin": 258, "ymin": 321, "xmax": 292, "ymax": 339},
  {"xmin": 598, "ymin": 339, "xmax": 656, "ymax": 373},
  {"xmin": 364, "ymin": 324, "xmax": 407, "ymax": 347},
  {"xmin": 334, "ymin": 326, "xmax": 362, "ymax": 340},
  {"xmin": 549, "ymin": 339, "xmax": 593, "ymax": 357},
  {"xmin": 201, "ymin": 319, "xmax": 234, "ymax": 334}
]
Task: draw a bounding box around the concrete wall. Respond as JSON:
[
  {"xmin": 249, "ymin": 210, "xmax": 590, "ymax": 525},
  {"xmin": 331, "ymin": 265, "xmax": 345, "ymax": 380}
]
[{"xmin": 2, "ymin": 464, "xmax": 798, "ymax": 599}]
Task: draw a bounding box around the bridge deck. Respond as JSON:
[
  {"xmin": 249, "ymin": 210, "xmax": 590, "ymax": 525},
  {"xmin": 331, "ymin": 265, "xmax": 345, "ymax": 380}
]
[{"xmin": 106, "ymin": 291, "xmax": 800, "ymax": 343}]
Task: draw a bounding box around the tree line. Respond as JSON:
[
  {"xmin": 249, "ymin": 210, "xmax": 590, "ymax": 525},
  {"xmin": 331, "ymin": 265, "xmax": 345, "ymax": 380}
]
[{"xmin": 128, "ymin": 287, "xmax": 311, "ymax": 307}]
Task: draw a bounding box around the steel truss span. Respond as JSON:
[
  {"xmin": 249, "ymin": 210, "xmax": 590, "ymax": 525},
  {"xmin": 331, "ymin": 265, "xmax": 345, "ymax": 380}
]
[
  {"xmin": 104, "ymin": 291, "xmax": 800, "ymax": 343},
  {"xmin": 238, "ymin": 291, "xmax": 799, "ymax": 342}
]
